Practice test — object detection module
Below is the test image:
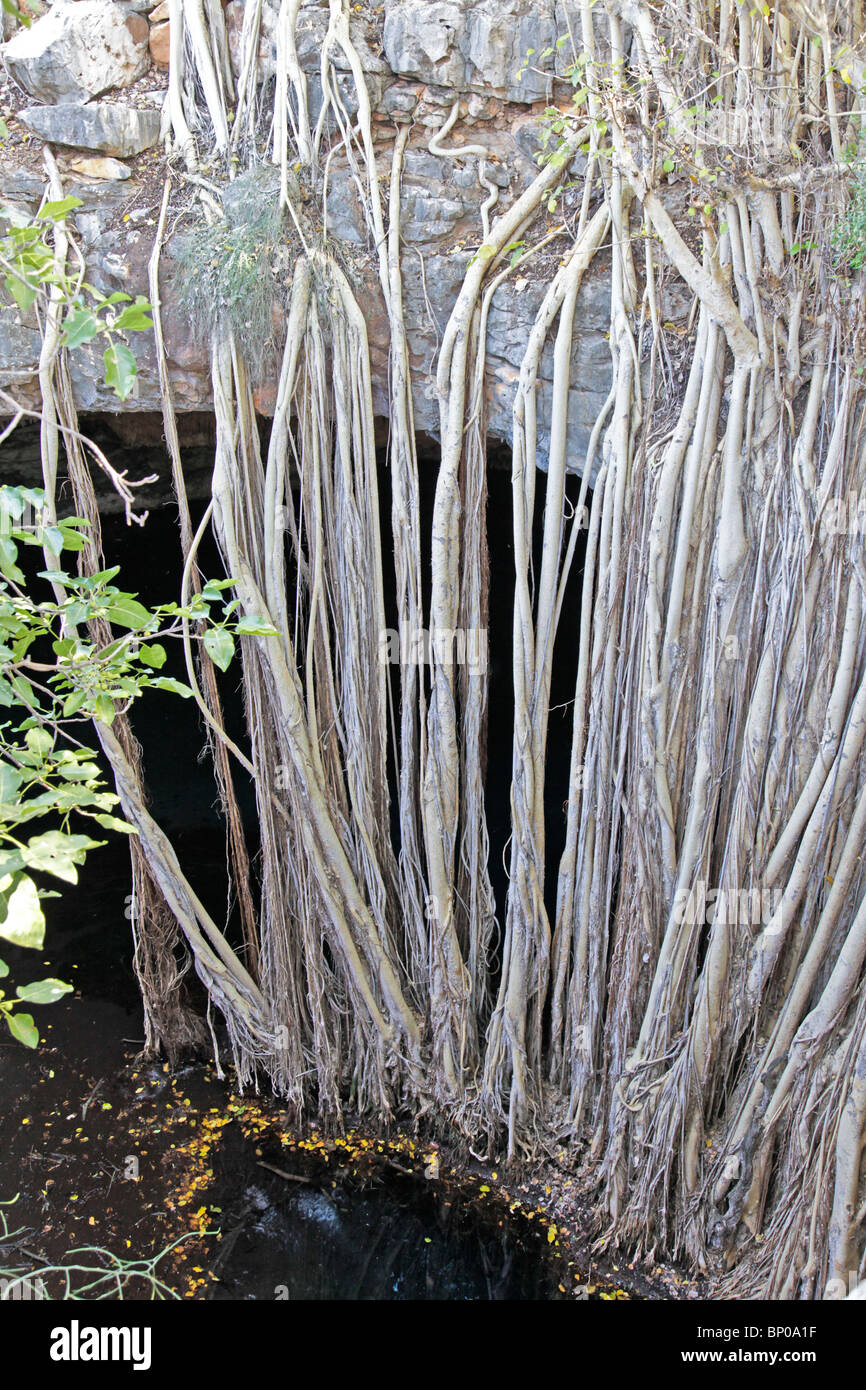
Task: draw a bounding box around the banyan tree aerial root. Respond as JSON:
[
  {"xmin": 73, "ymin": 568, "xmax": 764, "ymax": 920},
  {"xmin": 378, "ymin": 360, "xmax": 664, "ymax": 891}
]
[{"xmin": 25, "ymin": 0, "xmax": 866, "ymax": 1298}]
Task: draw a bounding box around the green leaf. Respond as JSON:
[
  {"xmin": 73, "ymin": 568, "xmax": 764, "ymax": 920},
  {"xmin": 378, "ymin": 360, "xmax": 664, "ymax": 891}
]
[
  {"xmin": 6, "ymin": 1010, "xmax": 39, "ymax": 1048},
  {"xmin": 58, "ymin": 760, "xmax": 100, "ymax": 782},
  {"xmin": 200, "ymin": 578, "xmax": 236, "ymax": 595},
  {"xmin": 0, "ymin": 536, "xmax": 24, "ymax": 584},
  {"xmin": 148, "ymin": 677, "xmax": 194, "ymax": 698},
  {"xmin": 107, "ymin": 677, "xmax": 138, "ymax": 698},
  {"xmin": 80, "ymin": 564, "xmax": 118, "ymax": 585},
  {"xmin": 0, "ymin": 762, "xmax": 23, "ymax": 802},
  {"xmin": 662, "ymin": 156, "xmax": 675, "ymax": 173},
  {"xmin": 16, "ymin": 977, "xmax": 73, "ymax": 1004},
  {"xmin": 105, "ymin": 596, "xmax": 151, "ymax": 630},
  {"xmin": 103, "ymin": 342, "xmax": 137, "ymax": 401},
  {"xmin": 41, "ymin": 524, "xmax": 64, "ymax": 556},
  {"xmin": 204, "ymin": 628, "xmax": 235, "ymax": 672},
  {"xmin": 24, "ymin": 726, "xmax": 53, "ymax": 756},
  {"xmin": 0, "ymin": 4, "xmax": 29, "ymax": 35},
  {"xmin": 57, "ymin": 523, "xmax": 87, "ymax": 552},
  {"xmin": 22, "ymin": 830, "xmax": 103, "ymax": 884},
  {"xmin": 112, "ymin": 297, "xmax": 153, "ymax": 333},
  {"xmin": 5, "ymin": 272, "xmax": 37, "ymax": 315},
  {"xmin": 0, "ymin": 487, "xmax": 25, "ymax": 520},
  {"xmin": 90, "ymin": 813, "xmax": 136, "ymax": 834},
  {"xmin": 63, "ymin": 305, "xmax": 101, "ymax": 349},
  {"xmin": 62, "ymin": 691, "xmax": 87, "ymax": 717},
  {"xmin": 0, "ymin": 958, "xmax": 8, "ymax": 978},
  {"xmin": 12, "ymin": 674, "xmax": 37, "ymax": 705},
  {"xmin": 234, "ymin": 617, "xmax": 278, "ymax": 637},
  {"xmin": 93, "ymin": 692, "xmax": 115, "ymax": 724},
  {"xmin": 138, "ymin": 642, "xmax": 167, "ymax": 668},
  {"xmin": 0, "ymin": 873, "xmax": 45, "ymax": 949},
  {"xmin": 36, "ymin": 196, "xmax": 82, "ymax": 222}
]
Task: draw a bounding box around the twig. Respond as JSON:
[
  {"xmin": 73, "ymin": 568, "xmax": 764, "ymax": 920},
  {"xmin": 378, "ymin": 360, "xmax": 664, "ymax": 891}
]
[{"xmin": 256, "ymin": 1160, "xmax": 312, "ymax": 1184}]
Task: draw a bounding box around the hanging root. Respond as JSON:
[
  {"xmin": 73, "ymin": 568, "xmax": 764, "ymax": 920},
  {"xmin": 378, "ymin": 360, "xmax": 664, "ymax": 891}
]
[{"xmin": 32, "ymin": 0, "xmax": 866, "ymax": 1294}]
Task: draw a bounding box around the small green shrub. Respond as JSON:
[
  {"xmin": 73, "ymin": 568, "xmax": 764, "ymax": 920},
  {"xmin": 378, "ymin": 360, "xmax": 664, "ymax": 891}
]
[
  {"xmin": 832, "ymin": 160, "xmax": 866, "ymax": 272},
  {"xmin": 173, "ymin": 166, "xmax": 285, "ymax": 376}
]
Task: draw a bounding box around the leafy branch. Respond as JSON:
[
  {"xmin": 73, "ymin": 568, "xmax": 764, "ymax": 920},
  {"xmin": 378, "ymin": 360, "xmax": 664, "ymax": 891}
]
[
  {"xmin": 0, "ymin": 486, "xmax": 276, "ymax": 1046},
  {"xmin": 1, "ymin": 197, "xmax": 153, "ymax": 401}
]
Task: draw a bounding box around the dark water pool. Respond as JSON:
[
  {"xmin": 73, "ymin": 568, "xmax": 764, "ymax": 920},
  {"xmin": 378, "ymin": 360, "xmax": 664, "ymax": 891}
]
[
  {"xmin": 1, "ymin": 837, "xmax": 571, "ymax": 1301},
  {"xmin": 208, "ymin": 1166, "xmax": 566, "ymax": 1301}
]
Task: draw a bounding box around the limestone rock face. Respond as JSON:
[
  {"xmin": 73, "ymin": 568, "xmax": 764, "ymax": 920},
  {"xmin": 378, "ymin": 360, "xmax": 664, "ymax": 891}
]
[
  {"xmin": 18, "ymin": 102, "xmax": 161, "ymax": 156},
  {"xmin": 383, "ymin": 2, "xmax": 467, "ymax": 91},
  {"xmin": 1, "ymin": 1, "xmax": 150, "ymax": 104},
  {"xmin": 383, "ymin": 0, "xmax": 559, "ymax": 103},
  {"xmin": 0, "ymin": 0, "xmax": 633, "ymax": 480},
  {"xmin": 62, "ymin": 154, "xmax": 132, "ymax": 180},
  {"xmin": 148, "ymin": 19, "xmax": 169, "ymax": 68},
  {"xmin": 223, "ymin": 0, "xmax": 387, "ymax": 119}
]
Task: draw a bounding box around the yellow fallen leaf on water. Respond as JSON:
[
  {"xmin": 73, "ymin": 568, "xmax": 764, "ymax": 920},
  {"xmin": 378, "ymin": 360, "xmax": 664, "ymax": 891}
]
[{"xmin": 548, "ymin": 1225, "xmax": 557, "ymax": 1243}]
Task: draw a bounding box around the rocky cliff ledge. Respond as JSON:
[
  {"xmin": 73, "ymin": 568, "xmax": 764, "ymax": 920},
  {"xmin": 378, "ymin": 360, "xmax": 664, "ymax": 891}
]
[{"xmin": 0, "ymin": 0, "xmax": 684, "ymax": 470}]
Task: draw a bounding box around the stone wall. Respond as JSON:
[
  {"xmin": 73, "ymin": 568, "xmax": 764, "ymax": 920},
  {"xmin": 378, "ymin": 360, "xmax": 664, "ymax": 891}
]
[{"xmin": 0, "ymin": 0, "xmax": 652, "ymax": 476}]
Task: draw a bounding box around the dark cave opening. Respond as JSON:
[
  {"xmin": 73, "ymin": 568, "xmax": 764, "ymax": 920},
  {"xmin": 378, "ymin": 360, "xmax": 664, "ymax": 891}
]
[{"xmin": 2, "ymin": 411, "xmax": 591, "ymax": 995}]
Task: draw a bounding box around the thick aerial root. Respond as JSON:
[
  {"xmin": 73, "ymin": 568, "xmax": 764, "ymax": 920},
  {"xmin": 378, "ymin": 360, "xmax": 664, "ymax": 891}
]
[{"xmin": 39, "ymin": 0, "xmax": 866, "ymax": 1294}]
